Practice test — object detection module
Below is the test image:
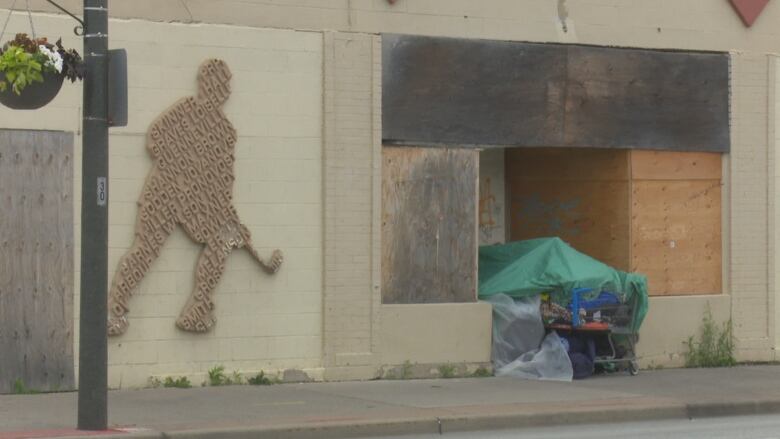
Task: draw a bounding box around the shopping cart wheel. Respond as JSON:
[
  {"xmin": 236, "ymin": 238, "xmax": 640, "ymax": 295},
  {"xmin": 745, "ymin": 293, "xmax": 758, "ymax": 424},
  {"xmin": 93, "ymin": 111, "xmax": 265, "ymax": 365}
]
[{"xmin": 628, "ymin": 360, "xmax": 639, "ymax": 376}]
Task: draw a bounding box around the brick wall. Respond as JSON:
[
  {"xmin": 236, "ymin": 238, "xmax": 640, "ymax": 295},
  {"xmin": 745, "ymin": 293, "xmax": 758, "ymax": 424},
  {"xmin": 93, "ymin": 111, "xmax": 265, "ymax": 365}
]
[
  {"xmin": 730, "ymin": 53, "xmax": 775, "ymax": 360},
  {"xmin": 773, "ymin": 55, "xmax": 780, "ymax": 356},
  {"xmin": 322, "ymin": 32, "xmax": 382, "ymax": 379}
]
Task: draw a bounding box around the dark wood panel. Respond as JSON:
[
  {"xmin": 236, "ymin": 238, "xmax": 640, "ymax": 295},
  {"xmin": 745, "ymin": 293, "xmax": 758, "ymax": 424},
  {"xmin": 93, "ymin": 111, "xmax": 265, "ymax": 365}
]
[
  {"xmin": 383, "ymin": 34, "xmax": 729, "ymax": 153},
  {"xmin": 382, "ymin": 34, "xmax": 566, "ymax": 147},
  {"xmin": 382, "ymin": 147, "xmax": 478, "ymax": 304},
  {"xmin": 0, "ymin": 130, "xmax": 74, "ymax": 394},
  {"xmin": 564, "ymin": 47, "xmax": 729, "ymax": 151}
]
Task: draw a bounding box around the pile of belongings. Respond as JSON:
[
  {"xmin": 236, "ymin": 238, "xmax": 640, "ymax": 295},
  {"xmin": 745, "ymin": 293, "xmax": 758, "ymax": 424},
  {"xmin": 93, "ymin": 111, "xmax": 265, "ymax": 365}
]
[
  {"xmin": 478, "ymin": 238, "xmax": 649, "ymax": 381},
  {"xmin": 540, "ymin": 290, "xmax": 631, "ymax": 329}
]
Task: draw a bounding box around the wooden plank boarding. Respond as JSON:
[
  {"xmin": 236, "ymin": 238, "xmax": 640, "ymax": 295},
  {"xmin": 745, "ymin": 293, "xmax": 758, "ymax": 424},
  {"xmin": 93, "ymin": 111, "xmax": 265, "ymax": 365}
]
[
  {"xmin": 382, "ymin": 147, "xmax": 478, "ymax": 304},
  {"xmin": 0, "ymin": 130, "xmax": 74, "ymax": 394}
]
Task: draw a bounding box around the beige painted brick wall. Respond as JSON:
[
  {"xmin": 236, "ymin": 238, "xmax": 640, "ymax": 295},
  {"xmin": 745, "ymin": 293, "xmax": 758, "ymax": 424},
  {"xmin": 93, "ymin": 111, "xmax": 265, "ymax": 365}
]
[
  {"xmin": 0, "ymin": 14, "xmax": 323, "ymax": 387},
  {"xmin": 321, "ymin": 31, "xmax": 382, "ymax": 379},
  {"xmin": 774, "ymin": 55, "xmax": 780, "ymax": 355},
  {"xmin": 10, "ymin": 0, "xmax": 780, "ymax": 53},
  {"xmin": 730, "ymin": 52, "xmax": 775, "ymax": 361}
]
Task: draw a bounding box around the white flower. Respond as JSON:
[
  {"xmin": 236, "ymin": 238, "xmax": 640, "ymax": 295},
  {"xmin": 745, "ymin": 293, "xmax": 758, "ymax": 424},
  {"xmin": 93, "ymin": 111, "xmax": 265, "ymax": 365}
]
[{"xmin": 38, "ymin": 44, "xmax": 63, "ymax": 73}]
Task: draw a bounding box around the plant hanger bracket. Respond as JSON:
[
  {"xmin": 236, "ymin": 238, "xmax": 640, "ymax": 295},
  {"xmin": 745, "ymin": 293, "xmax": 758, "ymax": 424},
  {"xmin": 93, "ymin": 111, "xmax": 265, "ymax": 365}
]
[
  {"xmin": 43, "ymin": 0, "xmax": 84, "ymax": 36},
  {"xmin": 1, "ymin": 0, "xmax": 83, "ymax": 37}
]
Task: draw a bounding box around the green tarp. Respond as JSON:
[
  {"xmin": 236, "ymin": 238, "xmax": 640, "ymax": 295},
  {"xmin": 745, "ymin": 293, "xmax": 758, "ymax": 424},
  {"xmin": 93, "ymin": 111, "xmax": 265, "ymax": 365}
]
[{"xmin": 479, "ymin": 237, "xmax": 648, "ymax": 331}]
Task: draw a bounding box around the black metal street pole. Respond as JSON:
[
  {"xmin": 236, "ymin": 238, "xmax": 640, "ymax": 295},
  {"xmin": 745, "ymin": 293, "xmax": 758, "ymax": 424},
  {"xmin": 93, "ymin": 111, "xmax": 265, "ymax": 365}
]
[{"xmin": 77, "ymin": 0, "xmax": 109, "ymax": 431}]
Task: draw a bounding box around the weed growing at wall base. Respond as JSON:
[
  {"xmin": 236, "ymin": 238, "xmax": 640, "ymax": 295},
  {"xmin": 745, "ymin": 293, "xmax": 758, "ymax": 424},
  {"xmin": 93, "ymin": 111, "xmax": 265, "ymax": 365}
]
[
  {"xmin": 207, "ymin": 365, "xmax": 227, "ymax": 386},
  {"xmin": 163, "ymin": 376, "xmax": 192, "ymax": 388},
  {"xmin": 12, "ymin": 379, "xmax": 38, "ymax": 394},
  {"xmin": 206, "ymin": 365, "xmax": 244, "ymax": 386},
  {"xmin": 401, "ymin": 360, "xmax": 413, "ymax": 379},
  {"xmin": 684, "ymin": 304, "xmax": 736, "ymax": 368},
  {"xmin": 437, "ymin": 364, "xmax": 456, "ymax": 378}
]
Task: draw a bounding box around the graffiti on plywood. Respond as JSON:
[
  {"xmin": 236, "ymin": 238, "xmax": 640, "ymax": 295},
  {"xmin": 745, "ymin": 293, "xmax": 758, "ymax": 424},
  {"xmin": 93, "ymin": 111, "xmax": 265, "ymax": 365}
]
[
  {"xmin": 479, "ymin": 176, "xmax": 504, "ymax": 244},
  {"xmin": 515, "ymin": 194, "xmax": 582, "ymax": 237},
  {"xmin": 107, "ymin": 59, "xmax": 283, "ymax": 336},
  {"xmin": 479, "ymin": 177, "xmax": 497, "ymax": 228}
]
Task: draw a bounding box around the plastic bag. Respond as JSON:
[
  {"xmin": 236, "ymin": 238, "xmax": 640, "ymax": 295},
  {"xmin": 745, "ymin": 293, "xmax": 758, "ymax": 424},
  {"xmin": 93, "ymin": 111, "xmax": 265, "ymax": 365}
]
[{"xmin": 486, "ymin": 293, "xmax": 573, "ymax": 381}]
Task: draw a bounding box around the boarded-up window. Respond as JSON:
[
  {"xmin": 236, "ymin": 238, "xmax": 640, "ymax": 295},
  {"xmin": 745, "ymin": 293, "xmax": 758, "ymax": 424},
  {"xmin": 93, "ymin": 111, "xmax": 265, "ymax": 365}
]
[
  {"xmin": 382, "ymin": 147, "xmax": 478, "ymax": 303},
  {"xmin": 0, "ymin": 130, "xmax": 75, "ymax": 393},
  {"xmin": 508, "ymin": 148, "xmax": 721, "ymax": 296},
  {"xmin": 383, "ymin": 35, "xmax": 729, "ymax": 153},
  {"xmin": 630, "ymin": 151, "xmax": 722, "ymax": 295}
]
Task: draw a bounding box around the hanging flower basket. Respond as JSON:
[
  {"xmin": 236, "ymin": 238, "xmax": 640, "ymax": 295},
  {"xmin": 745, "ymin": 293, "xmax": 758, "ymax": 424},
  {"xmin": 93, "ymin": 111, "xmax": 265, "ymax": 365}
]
[
  {"xmin": 0, "ymin": 33, "xmax": 84, "ymax": 110},
  {"xmin": 0, "ymin": 69, "xmax": 63, "ymax": 109}
]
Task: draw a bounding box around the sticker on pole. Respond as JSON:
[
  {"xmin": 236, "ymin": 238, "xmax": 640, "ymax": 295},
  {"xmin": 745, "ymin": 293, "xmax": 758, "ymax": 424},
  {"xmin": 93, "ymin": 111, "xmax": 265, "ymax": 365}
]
[{"xmin": 97, "ymin": 177, "xmax": 107, "ymax": 206}]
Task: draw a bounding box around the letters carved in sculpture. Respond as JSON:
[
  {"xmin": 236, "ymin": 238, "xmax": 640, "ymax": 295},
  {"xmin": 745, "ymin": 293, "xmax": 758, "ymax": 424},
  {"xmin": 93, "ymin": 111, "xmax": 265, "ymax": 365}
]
[{"xmin": 107, "ymin": 59, "xmax": 283, "ymax": 336}]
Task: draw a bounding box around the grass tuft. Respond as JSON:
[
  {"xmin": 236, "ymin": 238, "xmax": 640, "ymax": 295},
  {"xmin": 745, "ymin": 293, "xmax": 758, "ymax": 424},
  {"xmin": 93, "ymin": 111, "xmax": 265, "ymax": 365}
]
[{"xmin": 684, "ymin": 304, "xmax": 736, "ymax": 368}]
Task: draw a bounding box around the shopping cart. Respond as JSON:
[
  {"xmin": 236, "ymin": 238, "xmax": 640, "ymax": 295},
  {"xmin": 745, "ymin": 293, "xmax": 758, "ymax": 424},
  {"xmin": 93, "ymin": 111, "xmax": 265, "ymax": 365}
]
[{"xmin": 545, "ymin": 288, "xmax": 641, "ymax": 375}]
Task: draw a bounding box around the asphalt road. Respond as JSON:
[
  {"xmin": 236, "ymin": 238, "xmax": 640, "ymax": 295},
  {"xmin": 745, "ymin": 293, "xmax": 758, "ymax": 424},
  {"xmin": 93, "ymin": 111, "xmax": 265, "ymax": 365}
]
[{"xmin": 364, "ymin": 414, "xmax": 780, "ymax": 438}]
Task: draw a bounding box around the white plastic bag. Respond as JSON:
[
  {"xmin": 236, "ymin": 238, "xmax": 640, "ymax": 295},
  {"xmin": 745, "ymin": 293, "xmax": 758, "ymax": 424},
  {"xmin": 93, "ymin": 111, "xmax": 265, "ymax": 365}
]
[{"xmin": 485, "ymin": 293, "xmax": 573, "ymax": 381}]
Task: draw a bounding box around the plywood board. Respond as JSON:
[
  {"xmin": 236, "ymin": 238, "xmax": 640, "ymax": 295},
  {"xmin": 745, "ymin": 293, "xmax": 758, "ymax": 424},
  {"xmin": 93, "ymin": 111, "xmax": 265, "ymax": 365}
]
[
  {"xmin": 382, "ymin": 147, "xmax": 478, "ymax": 304},
  {"xmin": 383, "ymin": 35, "xmax": 730, "ymax": 152},
  {"xmin": 506, "ymin": 148, "xmax": 630, "ymax": 181},
  {"xmin": 631, "ymin": 178, "xmax": 722, "ymax": 296},
  {"xmin": 507, "ymin": 148, "xmax": 630, "ymax": 271},
  {"xmin": 631, "ymin": 150, "xmax": 722, "ymax": 180},
  {"xmin": 506, "ymin": 148, "xmax": 722, "ymax": 296},
  {"xmin": 0, "ymin": 130, "xmax": 75, "ymax": 393},
  {"xmin": 509, "ymin": 182, "xmax": 630, "ymax": 271}
]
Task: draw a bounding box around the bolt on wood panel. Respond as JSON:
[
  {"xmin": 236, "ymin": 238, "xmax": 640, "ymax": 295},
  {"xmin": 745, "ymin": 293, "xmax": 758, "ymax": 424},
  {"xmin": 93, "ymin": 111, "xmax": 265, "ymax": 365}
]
[
  {"xmin": 0, "ymin": 129, "xmax": 74, "ymax": 394},
  {"xmin": 382, "ymin": 147, "xmax": 478, "ymax": 304}
]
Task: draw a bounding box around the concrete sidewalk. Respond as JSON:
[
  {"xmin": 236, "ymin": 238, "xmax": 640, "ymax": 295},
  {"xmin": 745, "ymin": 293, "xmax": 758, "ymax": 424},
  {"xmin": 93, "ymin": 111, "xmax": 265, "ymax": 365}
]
[{"xmin": 2, "ymin": 366, "xmax": 780, "ymax": 439}]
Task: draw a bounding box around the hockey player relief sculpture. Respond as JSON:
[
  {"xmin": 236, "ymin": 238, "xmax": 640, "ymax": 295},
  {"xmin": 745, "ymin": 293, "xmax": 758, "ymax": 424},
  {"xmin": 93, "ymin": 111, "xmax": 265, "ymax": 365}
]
[{"xmin": 107, "ymin": 59, "xmax": 283, "ymax": 336}]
